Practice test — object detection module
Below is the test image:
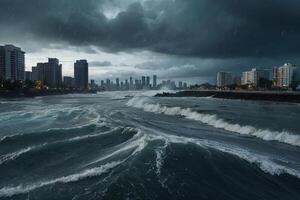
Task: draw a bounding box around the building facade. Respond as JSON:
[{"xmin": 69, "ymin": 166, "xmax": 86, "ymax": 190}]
[
  {"xmin": 153, "ymin": 75, "xmax": 157, "ymax": 89},
  {"xmin": 217, "ymin": 72, "xmax": 233, "ymax": 87},
  {"xmin": 31, "ymin": 58, "xmax": 62, "ymax": 87},
  {"xmin": 273, "ymin": 63, "xmax": 299, "ymax": 88},
  {"xmin": 241, "ymin": 68, "xmax": 271, "ymax": 86},
  {"xmin": 0, "ymin": 45, "xmax": 25, "ymax": 81},
  {"xmin": 25, "ymin": 71, "xmax": 32, "ymax": 81},
  {"xmin": 74, "ymin": 60, "xmax": 89, "ymax": 90},
  {"xmin": 63, "ymin": 76, "xmax": 74, "ymax": 88}
]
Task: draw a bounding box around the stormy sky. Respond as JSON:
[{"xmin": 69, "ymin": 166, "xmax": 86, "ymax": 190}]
[{"xmin": 1, "ymin": 0, "xmax": 300, "ymax": 83}]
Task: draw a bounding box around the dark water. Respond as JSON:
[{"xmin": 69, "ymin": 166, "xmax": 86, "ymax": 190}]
[{"xmin": 0, "ymin": 91, "xmax": 300, "ymax": 200}]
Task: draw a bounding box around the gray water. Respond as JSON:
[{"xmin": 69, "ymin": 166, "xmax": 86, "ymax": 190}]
[{"xmin": 0, "ymin": 91, "xmax": 300, "ymax": 200}]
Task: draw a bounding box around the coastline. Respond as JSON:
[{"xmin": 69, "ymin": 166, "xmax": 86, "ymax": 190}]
[
  {"xmin": 155, "ymin": 90, "xmax": 300, "ymax": 103},
  {"xmin": 0, "ymin": 89, "xmax": 97, "ymax": 99}
]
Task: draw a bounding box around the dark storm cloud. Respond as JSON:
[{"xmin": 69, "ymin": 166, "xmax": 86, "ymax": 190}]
[{"xmin": 1, "ymin": 0, "xmax": 300, "ymax": 58}]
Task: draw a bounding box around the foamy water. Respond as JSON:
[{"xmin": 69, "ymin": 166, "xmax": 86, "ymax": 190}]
[{"xmin": 0, "ymin": 92, "xmax": 299, "ymax": 199}]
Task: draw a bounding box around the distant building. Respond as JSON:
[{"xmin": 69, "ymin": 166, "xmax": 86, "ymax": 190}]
[
  {"xmin": 183, "ymin": 82, "xmax": 188, "ymax": 89},
  {"xmin": 217, "ymin": 72, "xmax": 233, "ymax": 87},
  {"xmin": 30, "ymin": 58, "xmax": 62, "ymax": 87},
  {"xmin": 63, "ymin": 76, "xmax": 74, "ymax": 88},
  {"xmin": 146, "ymin": 76, "xmax": 150, "ymax": 86},
  {"xmin": 141, "ymin": 76, "xmax": 146, "ymax": 87},
  {"xmin": 45, "ymin": 58, "xmax": 62, "ymax": 87},
  {"xmin": 273, "ymin": 63, "xmax": 299, "ymax": 88},
  {"xmin": 0, "ymin": 45, "xmax": 25, "ymax": 81},
  {"xmin": 25, "ymin": 71, "xmax": 32, "ymax": 81},
  {"xmin": 90, "ymin": 79, "xmax": 96, "ymax": 89},
  {"xmin": 153, "ymin": 75, "xmax": 157, "ymax": 88},
  {"xmin": 116, "ymin": 78, "xmax": 120, "ymax": 89},
  {"xmin": 241, "ymin": 68, "xmax": 271, "ymax": 86},
  {"xmin": 74, "ymin": 60, "xmax": 88, "ymax": 90},
  {"xmin": 179, "ymin": 81, "xmax": 183, "ymax": 89}
]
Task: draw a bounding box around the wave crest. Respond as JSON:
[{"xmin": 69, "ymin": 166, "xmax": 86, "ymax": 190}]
[
  {"xmin": 127, "ymin": 97, "xmax": 300, "ymax": 147},
  {"xmin": 0, "ymin": 161, "xmax": 121, "ymax": 197}
]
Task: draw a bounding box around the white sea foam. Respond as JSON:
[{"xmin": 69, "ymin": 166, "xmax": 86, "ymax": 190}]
[
  {"xmin": 85, "ymin": 128, "xmax": 147, "ymax": 167},
  {"xmin": 0, "ymin": 161, "xmax": 121, "ymax": 197},
  {"xmin": 155, "ymin": 141, "xmax": 168, "ymax": 177},
  {"xmin": 150, "ymin": 131, "xmax": 300, "ymax": 179},
  {"xmin": 67, "ymin": 127, "xmax": 121, "ymax": 142},
  {"xmin": 0, "ymin": 147, "xmax": 32, "ymax": 165},
  {"xmin": 127, "ymin": 97, "xmax": 300, "ymax": 147}
]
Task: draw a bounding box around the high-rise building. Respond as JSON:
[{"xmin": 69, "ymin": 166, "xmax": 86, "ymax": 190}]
[
  {"xmin": 32, "ymin": 66, "xmax": 39, "ymax": 81},
  {"xmin": 273, "ymin": 63, "xmax": 298, "ymax": 87},
  {"xmin": 153, "ymin": 75, "xmax": 157, "ymax": 88},
  {"xmin": 63, "ymin": 76, "xmax": 74, "ymax": 87},
  {"xmin": 146, "ymin": 76, "xmax": 150, "ymax": 86},
  {"xmin": 31, "ymin": 59, "xmax": 62, "ymax": 87},
  {"xmin": 142, "ymin": 76, "xmax": 146, "ymax": 87},
  {"xmin": 74, "ymin": 60, "xmax": 89, "ymax": 90},
  {"xmin": 116, "ymin": 78, "xmax": 120, "ymax": 89},
  {"xmin": 0, "ymin": 45, "xmax": 25, "ymax": 81},
  {"xmin": 135, "ymin": 79, "xmax": 139, "ymax": 89},
  {"xmin": 90, "ymin": 79, "xmax": 96, "ymax": 89},
  {"xmin": 241, "ymin": 68, "xmax": 270, "ymax": 86},
  {"xmin": 45, "ymin": 58, "xmax": 62, "ymax": 87},
  {"xmin": 179, "ymin": 81, "xmax": 183, "ymax": 89},
  {"xmin": 183, "ymin": 82, "xmax": 188, "ymax": 89},
  {"xmin": 25, "ymin": 71, "xmax": 32, "ymax": 81},
  {"xmin": 129, "ymin": 77, "xmax": 133, "ymax": 88},
  {"xmin": 217, "ymin": 72, "xmax": 233, "ymax": 87}
]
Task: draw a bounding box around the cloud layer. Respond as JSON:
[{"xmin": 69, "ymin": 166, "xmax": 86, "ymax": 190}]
[{"xmin": 1, "ymin": 0, "xmax": 300, "ymax": 58}]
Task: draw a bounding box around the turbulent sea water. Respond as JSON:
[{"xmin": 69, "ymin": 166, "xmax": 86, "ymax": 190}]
[{"xmin": 0, "ymin": 91, "xmax": 300, "ymax": 200}]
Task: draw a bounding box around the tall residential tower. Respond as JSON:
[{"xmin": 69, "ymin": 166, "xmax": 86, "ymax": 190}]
[
  {"xmin": 74, "ymin": 60, "xmax": 89, "ymax": 90},
  {"xmin": 0, "ymin": 45, "xmax": 25, "ymax": 81}
]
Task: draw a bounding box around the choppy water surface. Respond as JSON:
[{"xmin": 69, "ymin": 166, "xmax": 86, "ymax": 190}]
[{"xmin": 0, "ymin": 91, "xmax": 300, "ymax": 200}]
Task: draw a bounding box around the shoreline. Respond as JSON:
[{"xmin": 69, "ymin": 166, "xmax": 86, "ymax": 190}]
[
  {"xmin": 155, "ymin": 90, "xmax": 300, "ymax": 103},
  {"xmin": 0, "ymin": 89, "xmax": 97, "ymax": 99}
]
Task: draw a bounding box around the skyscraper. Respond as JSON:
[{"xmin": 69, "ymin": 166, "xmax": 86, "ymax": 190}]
[
  {"xmin": 63, "ymin": 76, "xmax": 74, "ymax": 88},
  {"xmin": 146, "ymin": 76, "xmax": 150, "ymax": 86},
  {"xmin": 32, "ymin": 58, "xmax": 62, "ymax": 87},
  {"xmin": 0, "ymin": 45, "xmax": 25, "ymax": 81},
  {"xmin": 25, "ymin": 71, "xmax": 32, "ymax": 81},
  {"xmin": 179, "ymin": 81, "xmax": 183, "ymax": 89},
  {"xmin": 129, "ymin": 77, "xmax": 133, "ymax": 90},
  {"xmin": 45, "ymin": 58, "xmax": 62, "ymax": 87},
  {"xmin": 153, "ymin": 75, "xmax": 157, "ymax": 88},
  {"xmin": 273, "ymin": 63, "xmax": 298, "ymax": 87},
  {"xmin": 142, "ymin": 76, "xmax": 146, "ymax": 87},
  {"xmin": 116, "ymin": 78, "xmax": 120, "ymax": 89},
  {"xmin": 217, "ymin": 72, "xmax": 233, "ymax": 87},
  {"xmin": 74, "ymin": 60, "xmax": 89, "ymax": 90}
]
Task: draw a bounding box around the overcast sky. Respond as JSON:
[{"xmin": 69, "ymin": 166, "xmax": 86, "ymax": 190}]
[{"xmin": 1, "ymin": 0, "xmax": 300, "ymax": 83}]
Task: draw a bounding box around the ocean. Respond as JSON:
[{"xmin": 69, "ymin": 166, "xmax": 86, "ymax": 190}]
[{"xmin": 0, "ymin": 91, "xmax": 300, "ymax": 200}]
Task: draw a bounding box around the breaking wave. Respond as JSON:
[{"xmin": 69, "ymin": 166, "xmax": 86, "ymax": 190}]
[
  {"xmin": 149, "ymin": 131, "xmax": 300, "ymax": 179},
  {"xmin": 0, "ymin": 147, "xmax": 32, "ymax": 165},
  {"xmin": 127, "ymin": 97, "xmax": 300, "ymax": 147},
  {"xmin": 0, "ymin": 161, "xmax": 121, "ymax": 198}
]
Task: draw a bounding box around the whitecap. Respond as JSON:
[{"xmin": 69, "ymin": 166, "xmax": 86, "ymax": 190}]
[
  {"xmin": 127, "ymin": 97, "xmax": 300, "ymax": 147},
  {"xmin": 0, "ymin": 161, "xmax": 121, "ymax": 197}
]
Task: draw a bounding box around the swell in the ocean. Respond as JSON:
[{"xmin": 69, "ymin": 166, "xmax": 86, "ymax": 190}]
[
  {"xmin": 0, "ymin": 161, "xmax": 121, "ymax": 198},
  {"xmin": 146, "ymin": 128, "xmax": 300, "ymax": 179},
  {"xmin": 127, "ymin": 97, "xmax": 300, "ymax": 147},
  {"xmin": 0, "ymin": 125, "xmax": 148, "ymax": 198}
]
